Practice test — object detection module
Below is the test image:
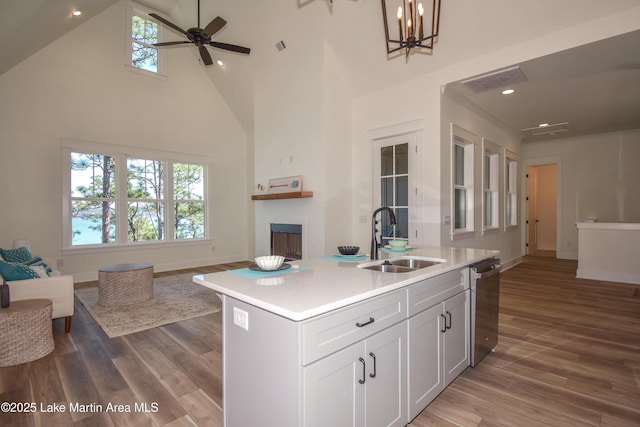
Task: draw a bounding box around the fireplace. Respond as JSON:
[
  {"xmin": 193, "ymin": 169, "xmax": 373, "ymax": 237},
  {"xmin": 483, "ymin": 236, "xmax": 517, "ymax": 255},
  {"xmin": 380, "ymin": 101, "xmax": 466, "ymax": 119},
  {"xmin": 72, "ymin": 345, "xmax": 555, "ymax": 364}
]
[{"xmin": 270, "ymin": 223, "xmax": 302, "ymax": 260}]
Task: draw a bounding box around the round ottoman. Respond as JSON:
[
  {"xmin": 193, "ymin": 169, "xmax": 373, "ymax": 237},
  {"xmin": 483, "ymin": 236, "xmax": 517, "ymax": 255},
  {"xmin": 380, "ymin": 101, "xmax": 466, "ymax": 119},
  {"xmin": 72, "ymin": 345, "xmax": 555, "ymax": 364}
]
[
  {"xmin": 0, "ymin": 299, "xmax": 55, "ymax": 367},
  {"xmin": 98, "ymin": 263, "xmax": 154, "ymax": 307}
]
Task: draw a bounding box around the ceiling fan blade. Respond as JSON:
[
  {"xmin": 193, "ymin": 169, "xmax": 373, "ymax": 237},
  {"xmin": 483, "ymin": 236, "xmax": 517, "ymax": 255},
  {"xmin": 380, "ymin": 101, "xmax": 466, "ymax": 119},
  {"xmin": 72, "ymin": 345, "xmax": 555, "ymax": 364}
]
[
  {"xmin": 149, "ymin": 13, "xmax": 188, "ymax": 36},
  {"xmin": 153, "ymin": 41, "xmax": 193, "ymax": 47},
  {"xmin": 204, "ymin": 16, "xmax": 227, "ymax": 37},
  {"xmin": 209, "ymin": 41, "xmax": 251, "ymax": 55},
  {"xmin": 199, "ymin": 46, "xmax": 213, "ymax": 65}
]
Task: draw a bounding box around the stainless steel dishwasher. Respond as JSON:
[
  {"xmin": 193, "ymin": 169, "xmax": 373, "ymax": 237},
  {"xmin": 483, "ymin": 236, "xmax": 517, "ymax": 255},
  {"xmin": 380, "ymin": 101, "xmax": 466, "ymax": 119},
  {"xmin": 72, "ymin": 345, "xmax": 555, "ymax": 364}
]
[{"xmin": 470, "ymin": 257, "xmax": 502, "ymax": 367}]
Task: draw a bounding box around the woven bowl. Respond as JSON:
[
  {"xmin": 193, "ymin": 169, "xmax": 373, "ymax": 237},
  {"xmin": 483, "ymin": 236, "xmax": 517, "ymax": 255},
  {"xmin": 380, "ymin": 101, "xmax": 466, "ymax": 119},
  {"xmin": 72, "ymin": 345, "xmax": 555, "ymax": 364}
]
[
  {"xmin": 255, "ymin": 255, "xmax": 285, "ymax": 271},
  {"xmin": 337, "ymin": 246, "xmax": 360, "ymax": 256}
]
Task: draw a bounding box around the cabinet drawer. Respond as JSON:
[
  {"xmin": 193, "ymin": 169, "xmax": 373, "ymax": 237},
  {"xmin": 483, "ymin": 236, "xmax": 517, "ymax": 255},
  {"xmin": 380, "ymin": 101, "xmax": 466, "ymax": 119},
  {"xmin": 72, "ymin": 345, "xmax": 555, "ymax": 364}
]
[
  {"xmin": 407, "ymin": 268, "xmax": 469, "ymax": 317},
  {"xmin": 302, "ymin": 290, "xmax": 407, "ymax": 365}
]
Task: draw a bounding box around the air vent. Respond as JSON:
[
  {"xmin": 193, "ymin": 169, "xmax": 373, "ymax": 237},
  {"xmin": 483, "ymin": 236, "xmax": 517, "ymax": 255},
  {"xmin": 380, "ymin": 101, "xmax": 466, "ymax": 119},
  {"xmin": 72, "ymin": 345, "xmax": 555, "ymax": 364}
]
[
  {"xmin": 521, "ymin": 122, "xmax": 569, "ymax": 137},
  {"xmin": 461, "ymin": 66, "xmax": 528, "ymax": 93}
]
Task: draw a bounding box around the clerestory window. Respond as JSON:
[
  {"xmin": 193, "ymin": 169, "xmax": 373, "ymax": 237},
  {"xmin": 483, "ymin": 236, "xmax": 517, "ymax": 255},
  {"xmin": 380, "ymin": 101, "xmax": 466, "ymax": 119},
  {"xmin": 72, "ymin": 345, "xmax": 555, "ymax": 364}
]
[{"xmin": 127, "ymin": 5, "xmax": 162, "ymax": 74}]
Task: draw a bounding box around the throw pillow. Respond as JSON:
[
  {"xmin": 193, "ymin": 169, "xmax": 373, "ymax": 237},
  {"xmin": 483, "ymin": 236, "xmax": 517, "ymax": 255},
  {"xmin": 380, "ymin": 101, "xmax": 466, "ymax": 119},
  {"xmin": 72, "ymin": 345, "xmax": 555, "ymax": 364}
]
[
  {"xmin": 24, "ymin": 257, "xmax": 53, "ymax": 275},
  {"xmin": 0, "ymin": 261, "xmax": 43, "ymax": 281},
  {"xmin": 0, "ymin": 247, "xmax": 33, "ymax": 263}
]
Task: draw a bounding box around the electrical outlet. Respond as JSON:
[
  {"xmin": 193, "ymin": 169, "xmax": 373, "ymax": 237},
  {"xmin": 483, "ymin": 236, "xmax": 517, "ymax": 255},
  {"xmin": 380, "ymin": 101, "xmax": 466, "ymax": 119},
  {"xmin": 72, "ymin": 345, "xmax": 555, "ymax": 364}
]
[{"xmin": 233, "ymin": 307, "xmax": 249, "ymax": 331}]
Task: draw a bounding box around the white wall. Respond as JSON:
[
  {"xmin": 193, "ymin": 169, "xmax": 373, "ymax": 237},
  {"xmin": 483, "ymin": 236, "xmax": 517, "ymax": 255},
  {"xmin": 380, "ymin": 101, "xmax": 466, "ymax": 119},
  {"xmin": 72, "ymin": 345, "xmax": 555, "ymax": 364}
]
[
  {"xmin": 522, "ymin": 129, "xmax": 640, "ymax": 259},
  {"xmin": 0, "ymin": 1, "xmax": 249, "ymax": 280}
]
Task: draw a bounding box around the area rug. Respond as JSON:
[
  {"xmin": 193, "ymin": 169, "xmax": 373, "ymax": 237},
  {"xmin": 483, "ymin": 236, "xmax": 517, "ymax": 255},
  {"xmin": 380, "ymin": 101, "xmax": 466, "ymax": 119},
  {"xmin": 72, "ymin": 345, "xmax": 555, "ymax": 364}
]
[{"xmin": 74, "ymin": 273, "xmax": 220, "ymax": 338}]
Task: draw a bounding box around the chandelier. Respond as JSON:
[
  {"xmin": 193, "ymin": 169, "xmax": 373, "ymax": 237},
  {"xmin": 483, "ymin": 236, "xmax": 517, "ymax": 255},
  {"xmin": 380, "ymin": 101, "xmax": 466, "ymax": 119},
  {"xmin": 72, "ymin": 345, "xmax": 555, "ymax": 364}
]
[{"xmin": 381, "ymin": 0, "xmax": 441, "ymax": 57}]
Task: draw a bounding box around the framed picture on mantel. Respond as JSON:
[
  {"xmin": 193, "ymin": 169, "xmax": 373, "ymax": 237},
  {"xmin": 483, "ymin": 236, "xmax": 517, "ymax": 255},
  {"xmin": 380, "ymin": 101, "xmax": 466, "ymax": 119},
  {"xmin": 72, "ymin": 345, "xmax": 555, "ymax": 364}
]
[{"xmin": 268, "ymin": 175, "xmax": 303, "ymax": 194}]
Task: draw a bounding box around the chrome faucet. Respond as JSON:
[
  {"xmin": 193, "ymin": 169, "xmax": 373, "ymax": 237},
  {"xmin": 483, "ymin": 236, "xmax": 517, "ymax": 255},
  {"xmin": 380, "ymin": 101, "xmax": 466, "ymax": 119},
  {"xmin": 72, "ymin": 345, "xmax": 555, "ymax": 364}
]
[{"xmin": 370, "ymin": 207, "xmax": 397, "ymax": 260}]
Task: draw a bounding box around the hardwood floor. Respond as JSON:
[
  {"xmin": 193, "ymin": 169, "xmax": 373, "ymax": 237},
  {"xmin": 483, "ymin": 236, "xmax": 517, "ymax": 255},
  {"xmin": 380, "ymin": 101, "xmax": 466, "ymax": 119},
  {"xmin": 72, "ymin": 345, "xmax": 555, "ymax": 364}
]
[{"xmin": 1, "ymin": 256, "xmax": 638, "ymax": 426}]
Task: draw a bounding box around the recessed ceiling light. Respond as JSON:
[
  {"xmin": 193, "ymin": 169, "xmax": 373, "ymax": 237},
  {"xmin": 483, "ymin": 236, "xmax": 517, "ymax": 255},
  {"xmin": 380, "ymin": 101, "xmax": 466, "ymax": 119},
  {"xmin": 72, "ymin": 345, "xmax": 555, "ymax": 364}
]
[
  {"xmin": 501, "ymin": 89, "xmax": 515, "ymax": 95},
  {"xmin": 72, "ymin": 10, "xmax": 82, "ymax": 16},
  {"xmin": 217, "ymin": 59, "xmax": 224, "ymax": 67},
  {"xmin": 538, "ymin": 123, "xmax": 549, "ymax": 127}
]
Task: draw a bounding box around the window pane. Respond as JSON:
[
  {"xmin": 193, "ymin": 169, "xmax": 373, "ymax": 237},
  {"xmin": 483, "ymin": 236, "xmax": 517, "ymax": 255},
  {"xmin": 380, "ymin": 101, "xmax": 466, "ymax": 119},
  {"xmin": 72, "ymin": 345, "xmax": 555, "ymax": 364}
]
[
  {"xmin": 128, "ymin": 158, "xmax": 164, "ymax": 199},
  {"xmin": 71, "ymin": 153, "xmax": 115, "ymax": 198},
  {"xmin": 395, "ymin": 143, "xmax": 408, "ymax": 175},
  {"xmin": 454, "ymin": 188, "xmax": 466, "ymax": 229},
  {"xmin": 174, "ymin": 163, "xmax": 204, "ymax": 200},
  {"xmin": 381, "ymin": 146, "xmax": 393, "ymax": 176},
  {"xmin": 379, "ymin": 213, "xmax": 396, "ymax": 239},
  {"xmin": 454, "ymin": 145, "xmax": 464, "ymax": 186},
  {"xmin": 175, "ymin": 202, "xmax": 205, "ymax": 239},
  {"xmin": 484, "ymin": 155, "xmax": 491, "ymax": 190},
  {"xmin": 396, "ymin": 208, "xmax": 408, "ymax": 238},
  {"xmin": 506, "ymin": 194, "xmax": 513, "ymax": 225},
  {"xmin": 132, "ymin": 43, "xmax": 158, "ymax": 72},
  {"xmin": 72, "ymin": 200, "xmax": 116, "ymax": 245},
  {"xmin": 381, "ymin": 177, "xmax": 393, "ymax": 206},
  {"xmin": 396, "ymin": 176, "xmax": 408, "ymax": 206},
  {"xmin": 128, "ymin": 201, "xmax": 165, "ymax": 241},
  {"xmin": 484, "ymin": 192, "xmax": 492, "ymax": 227}
]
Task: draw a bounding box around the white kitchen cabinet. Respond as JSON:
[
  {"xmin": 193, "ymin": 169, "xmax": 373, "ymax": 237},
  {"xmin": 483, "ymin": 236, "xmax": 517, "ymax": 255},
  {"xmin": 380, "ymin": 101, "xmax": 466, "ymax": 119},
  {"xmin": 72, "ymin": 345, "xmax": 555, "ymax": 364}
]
[
  {"xmin": 407, "ymin": 269, "xmax": 470, "ymax": 421},
  {"xmin": 303, "ymin": 321, "xmax": 407, "ymax": 427},
  {"xmin": 212, "ymin": 260, "xmax": 482, "ymax": 427}
]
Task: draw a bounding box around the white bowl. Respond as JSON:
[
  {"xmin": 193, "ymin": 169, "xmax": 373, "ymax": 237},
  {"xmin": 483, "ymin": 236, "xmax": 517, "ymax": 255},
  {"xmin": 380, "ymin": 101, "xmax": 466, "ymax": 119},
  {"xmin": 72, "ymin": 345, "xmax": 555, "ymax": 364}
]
[{"xmin": 255, "ymin": 255, "xmax": 285, "ymax": 271}]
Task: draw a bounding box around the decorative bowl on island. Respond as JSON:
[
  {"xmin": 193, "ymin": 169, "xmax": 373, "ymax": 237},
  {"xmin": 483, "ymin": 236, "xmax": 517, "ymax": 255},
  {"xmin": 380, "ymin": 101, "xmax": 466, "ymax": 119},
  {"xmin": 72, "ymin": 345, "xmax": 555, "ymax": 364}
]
[
  {"xmin": 388, "ymin": 239, "xmax": 408, "ymax": 248},
  {"xmin": 337, "ymin": 246, "xmax": 360, "ymax": 256},
  {"xmin": 255, "ymin": 255, "xmax": 285, "ymax": 271}
]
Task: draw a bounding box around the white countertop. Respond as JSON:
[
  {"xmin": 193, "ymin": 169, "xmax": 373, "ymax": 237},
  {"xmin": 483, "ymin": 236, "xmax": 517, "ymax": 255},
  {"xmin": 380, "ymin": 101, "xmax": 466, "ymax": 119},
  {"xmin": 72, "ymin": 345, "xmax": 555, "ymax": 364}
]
[
  {"xmin": 193, "ymin": 246, "xmax": 498, "ymax": 321},
  {"xmin": 576, "ymin": 221, "xmax": 640, "ymax": 230}
]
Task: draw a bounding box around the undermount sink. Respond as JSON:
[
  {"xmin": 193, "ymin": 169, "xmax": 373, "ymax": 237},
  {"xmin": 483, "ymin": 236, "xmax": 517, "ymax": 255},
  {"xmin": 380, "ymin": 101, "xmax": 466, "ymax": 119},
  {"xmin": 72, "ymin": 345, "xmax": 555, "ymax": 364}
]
[{"xmin": 358, "ymin": 256, "xmax": 446, "ymax": 273}]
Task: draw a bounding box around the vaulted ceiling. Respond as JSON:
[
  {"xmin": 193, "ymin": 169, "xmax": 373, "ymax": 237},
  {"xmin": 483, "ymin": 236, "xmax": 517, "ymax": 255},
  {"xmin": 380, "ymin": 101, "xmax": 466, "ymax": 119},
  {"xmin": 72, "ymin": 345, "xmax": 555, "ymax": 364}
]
[{"xmin": 1, "ymin": 0, "xmax": 639, "ymax": 141}]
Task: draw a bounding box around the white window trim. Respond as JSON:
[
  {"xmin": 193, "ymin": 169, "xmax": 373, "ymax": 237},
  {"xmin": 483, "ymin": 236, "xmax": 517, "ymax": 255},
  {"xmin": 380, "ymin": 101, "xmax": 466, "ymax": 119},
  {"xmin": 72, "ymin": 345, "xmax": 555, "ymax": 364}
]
[
  {"xmin": 450, "ymin": 124, "xmax": 477, "ymax": 240},
  {"xmin": 504, "ymin": 149, "xmax": 518, "ymax": 230},
  {"xmin": 125, "ymin": 2, "xmax": 167, "ymax": 78},
  {"xmin": 61, "ymin": 138, "xmax": 211, "ymax": 254},
  {"xmin": 482, "ymin": 138, "xmax": 500, "ymax": 234}
]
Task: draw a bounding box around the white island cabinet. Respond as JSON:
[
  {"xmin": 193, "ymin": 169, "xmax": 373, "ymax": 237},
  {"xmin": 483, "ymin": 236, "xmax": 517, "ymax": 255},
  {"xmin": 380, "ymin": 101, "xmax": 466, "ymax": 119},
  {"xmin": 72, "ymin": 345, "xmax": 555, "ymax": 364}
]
[{"xmin": 193, "ymin": 246, "xmax": 497, "ymax": 427}]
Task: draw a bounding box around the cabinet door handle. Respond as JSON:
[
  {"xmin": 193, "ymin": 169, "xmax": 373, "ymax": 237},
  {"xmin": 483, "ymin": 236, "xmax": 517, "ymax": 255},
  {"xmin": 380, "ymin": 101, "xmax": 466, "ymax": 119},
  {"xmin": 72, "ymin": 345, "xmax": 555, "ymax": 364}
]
[
  {"xmin": 358, "ymin": 357, "xmax": 366, "ymax": 384},
  {"xmin": 356, "ymin": 317, "xmax": 375, "ymax": 328},
  {"xmin": 445, "ymin": 311, "xmax": 452, "ymax": 330},
  {"xmin": 369, "ymin": 352, "xmax": 377, "ymax": 378},
  {"xmin": 440, "ymin": 314, "xmax": 447, "ymax": 333}
]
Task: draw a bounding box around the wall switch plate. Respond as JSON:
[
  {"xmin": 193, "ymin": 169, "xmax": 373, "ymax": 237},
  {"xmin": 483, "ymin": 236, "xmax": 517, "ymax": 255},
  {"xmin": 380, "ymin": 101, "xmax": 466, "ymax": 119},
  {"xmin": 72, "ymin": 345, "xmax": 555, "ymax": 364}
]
[{"xmin": 233, "ymin": 307, "xmax": 249, "ymax": 331}]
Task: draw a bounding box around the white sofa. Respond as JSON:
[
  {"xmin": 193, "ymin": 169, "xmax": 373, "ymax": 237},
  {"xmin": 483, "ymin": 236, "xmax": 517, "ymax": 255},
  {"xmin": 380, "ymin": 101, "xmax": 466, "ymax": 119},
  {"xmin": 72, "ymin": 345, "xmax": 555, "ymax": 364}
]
[{"xmin": 3, "ymin": 262, "xmax": 74, "ymax": 333}]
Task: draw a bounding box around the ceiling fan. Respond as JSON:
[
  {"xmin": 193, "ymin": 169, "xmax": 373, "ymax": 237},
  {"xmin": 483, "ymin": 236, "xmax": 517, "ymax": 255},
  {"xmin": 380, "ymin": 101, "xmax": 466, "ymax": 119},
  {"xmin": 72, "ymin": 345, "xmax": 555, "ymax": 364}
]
[{"xmin": 149, "ymin": 0, "xmax": 250, "ymax": 66}]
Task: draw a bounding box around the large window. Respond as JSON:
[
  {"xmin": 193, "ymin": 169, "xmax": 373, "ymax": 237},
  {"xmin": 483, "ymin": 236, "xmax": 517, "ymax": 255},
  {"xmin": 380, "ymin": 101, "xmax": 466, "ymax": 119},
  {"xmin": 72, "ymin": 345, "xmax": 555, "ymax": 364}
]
[
  {"xmin": 451, "ymin": 124, "xmax": 477, "ymax": 238},
  {"xmin": 64, "ymin": 141, "xmax": 207, "ymax": 249},
  {"xmin": 505, "ymin": 150, "xmax": 518, "ymax": 228},
  {"xmin": 482, "ymin": 139, "xmax": 500, "ymax": 232}
]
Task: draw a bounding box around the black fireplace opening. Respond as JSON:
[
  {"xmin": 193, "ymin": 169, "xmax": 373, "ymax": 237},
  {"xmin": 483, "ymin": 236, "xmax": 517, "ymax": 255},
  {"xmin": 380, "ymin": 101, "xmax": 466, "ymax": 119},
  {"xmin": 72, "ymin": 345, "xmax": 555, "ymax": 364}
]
[{"xmin": 270, "ymin": 223, "xmax": 302, "ymax": 261}]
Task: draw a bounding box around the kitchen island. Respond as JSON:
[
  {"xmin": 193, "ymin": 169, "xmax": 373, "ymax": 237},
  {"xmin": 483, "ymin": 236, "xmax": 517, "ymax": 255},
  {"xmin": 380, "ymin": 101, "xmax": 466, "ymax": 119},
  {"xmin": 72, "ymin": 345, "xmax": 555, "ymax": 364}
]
[{"xmin": 194, "ymin": 246, "xmax": 498, "ymax": 427}]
